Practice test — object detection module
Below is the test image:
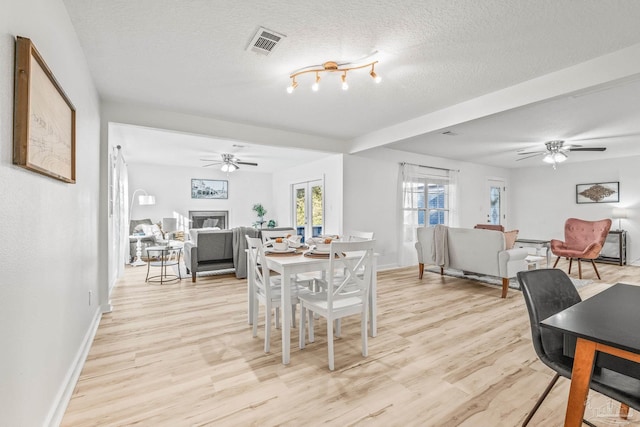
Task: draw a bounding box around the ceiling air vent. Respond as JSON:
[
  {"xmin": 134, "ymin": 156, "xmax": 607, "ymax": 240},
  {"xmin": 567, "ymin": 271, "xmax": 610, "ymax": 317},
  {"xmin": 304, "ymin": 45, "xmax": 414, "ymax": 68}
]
[{"xmin": 247, "ymin": 27, "xmax": 286, "ymax": 56}]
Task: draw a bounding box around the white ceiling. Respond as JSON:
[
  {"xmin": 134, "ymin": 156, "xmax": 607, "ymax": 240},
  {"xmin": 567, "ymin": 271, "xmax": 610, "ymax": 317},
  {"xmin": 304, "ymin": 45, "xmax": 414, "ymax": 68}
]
[{"xmin": 63, "ymin": 0, "xmax": 640, "ymax": 169}]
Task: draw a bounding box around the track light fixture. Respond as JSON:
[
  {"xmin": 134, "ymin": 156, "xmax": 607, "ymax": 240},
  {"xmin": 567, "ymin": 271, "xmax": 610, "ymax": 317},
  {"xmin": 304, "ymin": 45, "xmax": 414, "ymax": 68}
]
[{"xmin": 287, "ymin": 59, "xmax": 381, "ymax": 93}]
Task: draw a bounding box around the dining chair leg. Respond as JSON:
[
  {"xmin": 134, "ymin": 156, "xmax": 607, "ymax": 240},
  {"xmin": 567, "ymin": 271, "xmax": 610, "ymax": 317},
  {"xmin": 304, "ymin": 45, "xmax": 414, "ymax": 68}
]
[
  {"xmin": 577, "ymin": 259, "xmax": 582, "ymax": 279},
  {"xmin": 299, "ymin": 306, "xmax": 306, "ymax": 349},
  {"xmin": 308, "ymin": 310, "xmax": 315, "ymax": 343},
  {"xmin": 335, "ymin": 319, "xmax": 341, "ymax": 338},
  {"xmin": 361, "ymin": 309, "xmax": 368, "ymax": 357},
  {"xmin": 590, "ymin": 259, "xmax": 602, "ymax": 280},
  {"xmin": 327, "ymin": 315, "xmax": 335, "ymax": 371},
  {"xmin": 275, "ymin": 307, "xmax": 280, "ymax": 329},
  {"xmin": 522, "ymin": 373, "xmax": 560, "ymax": 427},
  {"xmin": 265, "ymin": 302, "xmax": 272, "ymax": 353},
  {"xmin": 252, "ymin": 297, "xmax": 259, "ymax": 338}
]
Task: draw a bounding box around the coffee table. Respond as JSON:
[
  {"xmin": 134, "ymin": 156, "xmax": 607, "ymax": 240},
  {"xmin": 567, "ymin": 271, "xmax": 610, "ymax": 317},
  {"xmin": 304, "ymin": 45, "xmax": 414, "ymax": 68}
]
[
  {"xmin": 515, "ymin": 238, "xmax": 551, "ymax": 267},
  {"xmin": 145, "ymin": 245, "xmax": 182, "ymax": 284}
]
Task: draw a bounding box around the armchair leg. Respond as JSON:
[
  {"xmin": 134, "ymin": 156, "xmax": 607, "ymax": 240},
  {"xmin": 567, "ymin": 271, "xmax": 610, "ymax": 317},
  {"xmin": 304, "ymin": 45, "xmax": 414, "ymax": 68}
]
[
  {"xmin": 568, "ymin": 258, "xmax": 573, "ymax": 274},
  {"xmin": 501, "ymin": 278, "xmax": 509, "ymax": 299},
  {"xmin": 553, "ymin": 256, "xmax": 561, "ymax": 268},
  {"xmin": 192, "ymin": 273, "xmax": 197, "ymax": 283},
  {"xmin": 419, "ymin": 263, "xmax": 424, "ymax": 279},
  {"xmin": 577, "ymin": 259, "xmax": 582, "ymax": 279},
  {"xmin": 590, "ymin": 259, "xmax": 601, "ymax": 280},
  {"xmin": 620, "ymin": 403, "xmax": 630, "ymax": 419}
]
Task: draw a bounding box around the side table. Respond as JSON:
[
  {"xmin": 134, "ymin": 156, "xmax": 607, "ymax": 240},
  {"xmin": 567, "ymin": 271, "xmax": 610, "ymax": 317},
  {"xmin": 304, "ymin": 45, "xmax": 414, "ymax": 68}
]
[
  {"xmin": 514, "ymin": 238, "xmax": 551, "ymax": 267},
  {"xmin": 129, "ymin": 235, "xmax": 147, "ymax": 267},
  {"xmin": 145, "ymin": 245, "xmax": 182, "ymax": 284}
]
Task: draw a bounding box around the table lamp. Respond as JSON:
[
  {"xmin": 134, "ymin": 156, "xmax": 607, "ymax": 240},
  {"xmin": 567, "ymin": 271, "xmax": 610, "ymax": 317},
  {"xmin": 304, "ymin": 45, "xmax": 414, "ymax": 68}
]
[{"xmin": 612, "ymin": 207, "xmax": 628, "ymax": 231}]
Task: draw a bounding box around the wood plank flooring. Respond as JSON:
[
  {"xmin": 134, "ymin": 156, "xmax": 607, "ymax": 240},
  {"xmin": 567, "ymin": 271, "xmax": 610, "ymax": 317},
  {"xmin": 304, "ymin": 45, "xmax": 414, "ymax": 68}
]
[{"xmin": 62, "ymin": 260, "xmax": 640, "ymax": 426}]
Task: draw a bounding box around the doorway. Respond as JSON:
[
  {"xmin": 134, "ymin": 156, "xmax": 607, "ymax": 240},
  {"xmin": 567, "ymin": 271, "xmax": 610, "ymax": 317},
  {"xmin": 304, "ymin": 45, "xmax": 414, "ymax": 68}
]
[
  {"xmin": 485, "ymin": 178, "xmax": 506, "ymax": 228},
  {"xmin": 293, "ymin": 179, "xmax": 324, "ymax": 240}
]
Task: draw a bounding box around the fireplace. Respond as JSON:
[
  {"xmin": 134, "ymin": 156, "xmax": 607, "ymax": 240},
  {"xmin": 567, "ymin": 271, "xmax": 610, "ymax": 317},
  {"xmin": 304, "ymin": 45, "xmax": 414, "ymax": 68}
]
[{"xmin": 189, "ymin": 210, "xmax": 228, "ymax": 229}]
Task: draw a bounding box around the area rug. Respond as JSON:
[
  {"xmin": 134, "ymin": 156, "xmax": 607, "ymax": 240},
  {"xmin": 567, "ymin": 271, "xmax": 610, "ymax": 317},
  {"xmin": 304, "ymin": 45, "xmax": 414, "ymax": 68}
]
[
  {"xmin": 172, "ymin": 263, "xmax": 235, "ymax": 278},
  {"xmin": 425, "ymin": 267, "xmax": 593, "ymax": 290}
]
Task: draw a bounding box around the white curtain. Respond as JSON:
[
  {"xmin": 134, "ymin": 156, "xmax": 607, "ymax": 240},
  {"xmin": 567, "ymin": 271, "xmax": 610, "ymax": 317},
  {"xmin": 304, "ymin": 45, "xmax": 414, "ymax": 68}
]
[
  {"xmin": 397, "ymin": 163, "xmax": 458, "ymax": 267},
  {"xmin": 112, "ymin": 147, "xmax": 129, "ymax": 277}
]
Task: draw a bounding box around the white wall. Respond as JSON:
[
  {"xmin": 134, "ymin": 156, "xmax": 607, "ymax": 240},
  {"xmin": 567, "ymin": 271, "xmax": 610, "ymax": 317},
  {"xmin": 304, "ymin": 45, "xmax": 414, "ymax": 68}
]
[
  {"xmin": 511, "ymin": 155, "xmax": 640, "ymax": 265},
  {"xmin": 344, "ymin": 148, "xmax": 513, "ymax": 268},
  {"xmin": 0, "ymin": 1, "xmax": 102, "ymax": 425},
  {"xmin": 272, "ymin": 154, "xmax": 344, "ymax": 233},
  {"xmin": 128, "ymin": 163, "xmax": 274, "ymax": 230}
]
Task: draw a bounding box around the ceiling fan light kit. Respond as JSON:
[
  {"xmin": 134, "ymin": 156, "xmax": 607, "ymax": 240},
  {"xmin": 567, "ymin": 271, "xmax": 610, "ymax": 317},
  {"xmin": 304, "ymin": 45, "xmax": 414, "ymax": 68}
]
[
  {"xmin": 287, "ymin": 59, "xmax": 381, "ymax": 93},
  {"xmin": 200, "ymin": 153, "xmax": 258, "ymax": 172},
  {"xmin": 517, "ymin": 139, "xmax": 606, "ymax": 169}
]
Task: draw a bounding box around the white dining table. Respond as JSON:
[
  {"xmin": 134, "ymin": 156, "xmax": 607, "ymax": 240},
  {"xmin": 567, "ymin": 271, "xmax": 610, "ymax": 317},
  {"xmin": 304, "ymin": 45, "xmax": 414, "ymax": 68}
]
[{"xmin": 248, "ymin": 250, "xmax": 377, "ymax": 365}]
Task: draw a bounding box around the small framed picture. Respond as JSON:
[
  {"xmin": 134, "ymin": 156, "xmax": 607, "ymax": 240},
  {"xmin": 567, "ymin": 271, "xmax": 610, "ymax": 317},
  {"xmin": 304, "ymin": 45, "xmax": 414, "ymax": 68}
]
[
  {"xmin": 191, "ymin": 179, "xmax": 228, "ymax": 199},
  {"xmin": 576, "ymin": 182, "xmax": 619, "ymax": 204}
]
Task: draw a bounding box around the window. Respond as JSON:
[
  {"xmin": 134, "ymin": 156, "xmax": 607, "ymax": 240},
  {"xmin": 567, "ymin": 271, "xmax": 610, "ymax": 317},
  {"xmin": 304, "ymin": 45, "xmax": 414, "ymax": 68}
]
[{"xmin": 402, "ymin": 179, "xmax": 451, "ymax": 227}]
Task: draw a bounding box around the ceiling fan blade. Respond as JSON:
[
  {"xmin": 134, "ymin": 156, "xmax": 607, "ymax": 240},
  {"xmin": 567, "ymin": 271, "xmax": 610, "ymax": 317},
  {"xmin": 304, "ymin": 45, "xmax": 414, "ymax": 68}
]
[
  {"xmin": 568, "ymin": 147, "xmax": 606, "ymax": 152},
  {"xmin": 200, "ymin": 158, "xmax": 221, "ymax": 162},
  {"xmin": 516, "ymin": 153, "xmax": 544, "ymax": 161},
  {"xmin": 517, "ymin": 150, "xmax": 545, "ymax": 155},
  {"xmin": 237, "ymin": 161, "xmax": 258, "ymax": 166},
  {"xmin": 201, "ymin": 163, "xmax": 220, "ymax": 167}
]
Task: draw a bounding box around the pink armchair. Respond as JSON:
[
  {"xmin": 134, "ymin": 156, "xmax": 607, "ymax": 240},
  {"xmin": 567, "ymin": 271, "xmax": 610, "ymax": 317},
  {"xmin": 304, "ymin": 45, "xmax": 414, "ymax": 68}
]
[{"xmin": 550, "ymin": 218, "xmax": 612, "ymax": 279}]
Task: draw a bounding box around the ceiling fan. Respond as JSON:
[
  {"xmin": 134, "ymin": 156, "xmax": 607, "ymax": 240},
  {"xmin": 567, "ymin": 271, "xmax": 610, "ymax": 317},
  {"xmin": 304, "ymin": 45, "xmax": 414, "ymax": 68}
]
[
  {"xmin": 200, "ymin": 153, "xmax": 258, "ymax": 172},
  {"xmin": 517, "ymin": 140, "xmax": 606, "ymax": 168}
]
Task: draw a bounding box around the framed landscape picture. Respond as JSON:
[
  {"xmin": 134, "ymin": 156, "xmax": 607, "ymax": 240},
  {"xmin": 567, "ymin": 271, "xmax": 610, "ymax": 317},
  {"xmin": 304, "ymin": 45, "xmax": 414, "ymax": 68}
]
[
  {"xmin": 576, "ymin": 182, "xmax": 619, "ymax": 204},
  {"xmin": 191, "ymin": 179, "xmax": 228, "ymax": 199},
  {"xmin": 13, "ymin": 36, "xmax": 76, "ymax": 183}
]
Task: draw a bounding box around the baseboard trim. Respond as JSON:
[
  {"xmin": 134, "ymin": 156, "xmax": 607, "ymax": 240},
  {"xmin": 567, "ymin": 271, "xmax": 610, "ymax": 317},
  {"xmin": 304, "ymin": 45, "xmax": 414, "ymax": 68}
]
[{"xmin": 45, "ymin": 307, "xmax": 102, "ymax": 427}]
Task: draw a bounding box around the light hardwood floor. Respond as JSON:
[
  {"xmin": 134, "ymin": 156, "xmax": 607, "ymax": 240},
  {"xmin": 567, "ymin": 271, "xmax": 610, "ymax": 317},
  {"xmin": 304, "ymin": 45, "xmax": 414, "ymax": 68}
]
[{"xmin": 62, "ymin": 260, "xmax": 640, "ymax": 426}]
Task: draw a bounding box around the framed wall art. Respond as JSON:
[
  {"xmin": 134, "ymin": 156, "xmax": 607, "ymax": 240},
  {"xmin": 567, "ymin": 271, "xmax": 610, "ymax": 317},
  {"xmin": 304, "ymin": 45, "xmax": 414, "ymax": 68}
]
[
  {"xmin": 191, "ymin": 179, "xmax": 228, "ymax": 199},
  {"xmin": 576, "ymin": 182, "xmax": 619, "ymax": 204},
  {"xmin": 13, "ymin": 36, "xmax": 76, "ymax": 183}
]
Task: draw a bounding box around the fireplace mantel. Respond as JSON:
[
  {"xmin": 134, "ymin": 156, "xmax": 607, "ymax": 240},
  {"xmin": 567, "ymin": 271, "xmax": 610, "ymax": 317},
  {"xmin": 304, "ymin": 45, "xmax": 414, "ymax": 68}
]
[{"xmin": 189, "ymin": 210, "xmax": 228, "ymax": 229}]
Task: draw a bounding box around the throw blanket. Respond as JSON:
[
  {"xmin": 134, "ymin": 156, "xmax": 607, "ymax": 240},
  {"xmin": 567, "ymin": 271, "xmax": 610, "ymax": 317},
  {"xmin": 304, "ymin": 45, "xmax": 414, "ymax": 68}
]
[
  {"xmin": 433, "ymin": 224, "xmax": 449, "ymax": 268},
  {"xmin": 232, "ymin": 227, "xmax": 260, "ymax": 278}
]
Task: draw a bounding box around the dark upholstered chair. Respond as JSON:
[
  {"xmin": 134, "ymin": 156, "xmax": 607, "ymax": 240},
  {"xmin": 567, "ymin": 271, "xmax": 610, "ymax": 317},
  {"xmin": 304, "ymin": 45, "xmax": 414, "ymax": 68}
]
[
  {"xmin": 517, "ymin": 269, "xmax": 640, "ymax": 426},
  {"xmin": 550, "ymin": 218, "xmax": 611, "ymax": 279}
]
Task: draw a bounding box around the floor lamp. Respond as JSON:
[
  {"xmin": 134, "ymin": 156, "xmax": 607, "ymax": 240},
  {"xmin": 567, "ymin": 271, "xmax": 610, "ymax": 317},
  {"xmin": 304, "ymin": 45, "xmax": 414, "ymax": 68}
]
[{"xmin": 129, "ymin": 189, "xmax": 156, "ymax": 266}]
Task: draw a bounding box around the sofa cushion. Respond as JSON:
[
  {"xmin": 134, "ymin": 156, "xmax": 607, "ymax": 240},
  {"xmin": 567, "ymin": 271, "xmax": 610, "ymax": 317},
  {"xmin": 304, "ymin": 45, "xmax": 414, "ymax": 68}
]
[{"xmin": 504, "ymin": 230, "xmax": 519, "ymax": 250}]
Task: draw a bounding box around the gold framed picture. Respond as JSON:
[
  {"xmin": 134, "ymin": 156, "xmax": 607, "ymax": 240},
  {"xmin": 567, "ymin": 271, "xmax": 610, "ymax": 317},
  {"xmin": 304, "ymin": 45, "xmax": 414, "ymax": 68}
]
[{"xmin": 13, "ymin": 36, "xmax": 76, "ymax": 183}]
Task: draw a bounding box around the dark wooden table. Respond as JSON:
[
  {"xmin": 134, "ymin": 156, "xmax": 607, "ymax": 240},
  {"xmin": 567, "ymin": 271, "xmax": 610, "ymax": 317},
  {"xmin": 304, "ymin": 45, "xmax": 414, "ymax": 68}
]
[{"xmin": 541, "ymin": 283, "xmax": 640, "ymax": 426}]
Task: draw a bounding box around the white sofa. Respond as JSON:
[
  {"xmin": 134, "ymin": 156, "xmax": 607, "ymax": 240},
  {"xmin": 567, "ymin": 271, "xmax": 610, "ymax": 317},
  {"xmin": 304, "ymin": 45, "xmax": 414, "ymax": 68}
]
[{"xmin": 415, "ymin": 226, "xmax": 529, "ymax": 298}]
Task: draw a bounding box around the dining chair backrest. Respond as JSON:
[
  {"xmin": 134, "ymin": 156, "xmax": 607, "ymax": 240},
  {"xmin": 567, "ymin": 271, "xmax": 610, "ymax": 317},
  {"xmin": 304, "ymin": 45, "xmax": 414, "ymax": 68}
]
[
  {"xmin": 517, "ymin": 268, "xmax": 581, "ymax": 373},
  {"xmin": 246, "ymin": 236, "xmax": 273, "ymax": 299},
  {"xmin": 346, "ymin": 230, "xmax": 375, "ymax": 241},
  {"xmin": 261, "ymin": 228, "xmax": 297, "ymax": 244},
  {"xmin": 327, "ymin": 240, "xmax": 375, "ymax": 309}
]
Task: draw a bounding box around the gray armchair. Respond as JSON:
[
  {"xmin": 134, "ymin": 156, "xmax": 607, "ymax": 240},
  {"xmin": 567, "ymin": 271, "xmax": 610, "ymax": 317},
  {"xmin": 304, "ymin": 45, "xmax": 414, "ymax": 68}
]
[
  {"xmin": 184, "ymin": 230, "xmax": 235, "ymax": 282},
  {"xmin": 129, "ymin": 218, "xmax": 158, "ymax": 261}
]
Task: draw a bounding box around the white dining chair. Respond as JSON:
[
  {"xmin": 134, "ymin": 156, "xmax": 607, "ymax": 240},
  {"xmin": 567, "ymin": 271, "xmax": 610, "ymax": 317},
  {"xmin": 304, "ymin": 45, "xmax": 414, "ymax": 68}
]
[
  {"xmin": 345, "ymin": 230, "xmax": 375, "ymax": 241},
  {"xmin": 246, "ymin": 236, "xmax": 308, "ymax": 353},
  {"xmin": 260, "ymin": 228, "xmax": 298, "ymax": 244},
  {"xmin": 298, "ymin": 239, "xmax": 375, "ymax": 370}
]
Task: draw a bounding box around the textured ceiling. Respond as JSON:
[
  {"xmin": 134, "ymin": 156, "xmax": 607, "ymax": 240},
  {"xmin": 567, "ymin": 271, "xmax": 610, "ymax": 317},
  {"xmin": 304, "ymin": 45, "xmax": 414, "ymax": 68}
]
[{"xmin": 63, "ymin": 0, "xmax": 640, "ymax": 168}]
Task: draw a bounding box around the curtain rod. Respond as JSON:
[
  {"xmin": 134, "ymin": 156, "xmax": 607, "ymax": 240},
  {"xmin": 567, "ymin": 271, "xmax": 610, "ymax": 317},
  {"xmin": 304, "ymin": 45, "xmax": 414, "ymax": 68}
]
[{"xmin": 400, "ymin": 162, "xmax": 459, "ymax": 172}]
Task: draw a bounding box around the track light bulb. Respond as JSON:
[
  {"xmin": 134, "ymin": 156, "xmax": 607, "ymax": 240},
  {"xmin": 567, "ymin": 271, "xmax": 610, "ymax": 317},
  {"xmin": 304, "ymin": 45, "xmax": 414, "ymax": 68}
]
[
  {"xmin": 286, "ymin": 79, "xmax": 298, "ymax": 94},
  {"xmin": 341, "ymin": 73, "xmax": 349, "ymax": 90},
  {"xmin": 370, "ymin": 65, "xmax": 382, "ymax": 83},
  {"xmin": 312, "ymin": 73, "xmax": 320, "ymax": 92}
]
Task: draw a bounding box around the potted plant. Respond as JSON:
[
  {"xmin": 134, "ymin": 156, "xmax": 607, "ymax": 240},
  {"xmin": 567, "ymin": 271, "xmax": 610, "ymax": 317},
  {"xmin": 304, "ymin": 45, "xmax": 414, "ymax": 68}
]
[{"xmin": 252, "ymin": 203, "xmax": 267, "ymax": 228}]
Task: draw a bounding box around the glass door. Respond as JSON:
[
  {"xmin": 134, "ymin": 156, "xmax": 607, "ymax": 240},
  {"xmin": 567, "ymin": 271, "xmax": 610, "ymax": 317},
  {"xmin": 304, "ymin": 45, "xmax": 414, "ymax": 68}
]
[
  {"xmin": 486, "ymin": 178, "xmax": 505, "ymax": 227},
  {"xmin": 293, "ymin": 179, "xmax": 324, "ymax": 241}
]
